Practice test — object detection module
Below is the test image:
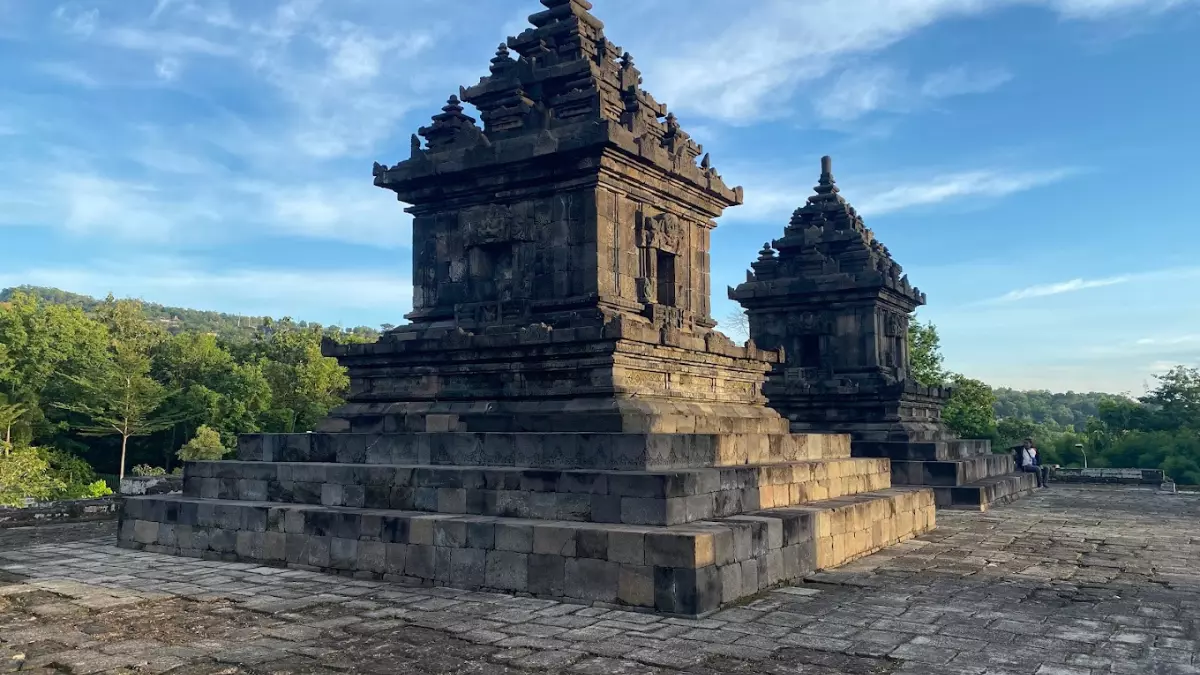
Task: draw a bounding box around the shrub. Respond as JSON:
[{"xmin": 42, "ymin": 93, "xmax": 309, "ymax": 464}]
[
  {"xmin": 177, "ymin": 425, "xmax": 229, "ymax": 462},
  {"xmin": 131, "ymin": 464, "xmax": 167, "ymax": 477}
]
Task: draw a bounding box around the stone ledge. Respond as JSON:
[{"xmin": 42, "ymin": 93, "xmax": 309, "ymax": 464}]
[
  {"xmin": 0, "ymin": 497, "xmax": 119, "ymax": 529},
  {"xmin": 889, "ymin": 454, "xmax": 1015, "ymax": 487},
  {"xmin": 235, "ymin": 431, "xmax": 851, "ymax": 471},
  {"xmin": 116, "ymin": 487, "xmax": 934, "ymax": 617},
  {"xmin": 851, "ymin": 440, "xmax": 992, "ymax": 462},
  {"xmin": 181, "ymin": 458, "xmax": 891, "ymax": 526},
  {"xmin": 933, "ymin": 472, "xmax": 1038, "ymax": 511}
]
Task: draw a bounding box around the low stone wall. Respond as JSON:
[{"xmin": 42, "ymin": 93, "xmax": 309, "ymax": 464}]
[
  {"xmin": 1050, "ymin": 467, "xmax": 1166, "ymax": 485},
  {"xmin": 0, "ymin": 497, "xmax": 120, "ymax": 528},
  {"xmin": 120, "ymin": 475, "xmax": 184, "ymax": 495}
]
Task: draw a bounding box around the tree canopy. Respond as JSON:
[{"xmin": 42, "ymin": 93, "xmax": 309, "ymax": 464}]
[{"xmin": 0, "ymin": 288, "xmax": 377, "ymax": 501}]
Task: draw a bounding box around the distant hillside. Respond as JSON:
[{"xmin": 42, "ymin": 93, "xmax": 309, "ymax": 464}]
[
  {"xmin": 993, "ymin": 388, "xmax": 1120, "ymax": 431},
  {"xmin": 0, "ymin": 285, "xmax": 381, "ymax": 342}
]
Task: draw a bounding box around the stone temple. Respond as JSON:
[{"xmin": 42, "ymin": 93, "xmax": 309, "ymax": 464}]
[
  {"xmin": 729, "ymin": 157, "xmax": 1036, "ymax": 510},
  {"xmin": 116, "ymin": 0, "xmax": 935, "ymax": 616}
]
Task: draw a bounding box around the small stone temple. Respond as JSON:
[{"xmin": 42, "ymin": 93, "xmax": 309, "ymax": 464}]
[
  {"xmin": 117, "ymin": 0, "xmax": 935, "ymax": 616},
  {"xmin": 729, "ymin": 157, "xmax": 1035, "ymax": 510}
]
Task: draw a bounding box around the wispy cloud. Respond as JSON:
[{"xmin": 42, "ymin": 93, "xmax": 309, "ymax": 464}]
[
  {"xmin": 723, "ymin": 164, "xmax": 1077, "ymax": 223},
  {"xmin": 815, "ymin": 64, "xmax": 1012, "ymax": 122},
  {"xmin": 37, "ymin": 61, "xmax": 103, "ymax": 88},
  {"xmin": 647, "ymin": 0, "xmax": 1195, "ymax": 123},
  {"xmin": 991, "ymin": 275, "xmax": 1131, "ymax": 302},
  {"xmin": 855, "ymin": 168, "xmax": 1077, "ymax": 215},
  {"xmin": 1136, "ymin": 334, "xmax": 1200, "ymax": 346},
  {"xmin": 920, "ymin": 66, "xmax": 1014, "ymax": 98},
  {"xmin": 986, "ymin": 267, "xmax": 1200, "ymax": 303},
  {"xmin": 8, "ymin": 1, "xmax": 452, "ymax": 248}
]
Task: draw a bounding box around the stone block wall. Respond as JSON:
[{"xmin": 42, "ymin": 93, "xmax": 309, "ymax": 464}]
[
  {"xmin": 0, "ymin": 497, "xmax": 119, "ymax": 528},
  {"xmin": 118, "ymin": 487, "xmax": 933, "ymax": 617}
]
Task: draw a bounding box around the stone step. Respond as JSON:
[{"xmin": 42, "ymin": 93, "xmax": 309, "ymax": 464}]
[
  {"xmin": 117, "ymin": 487, "xmax": 935, "ymax": 618},
  {"xmin": 851, "ymin": 439, "xmax": 992, "ymax": 461},
  {"xmin": 889, "ymin": 454, "xmax": 1015, "ymax": 487},
  {"xmin": 181, "ymin": 458, "xmax": 891, "ymax": 526},
  {"xmin": 237, "ymin": 432, "xmax": 851, "ymax": 470},
  {"xmin": 932, "ymin": 472, "xmax": 1039, "ymax": 511}
]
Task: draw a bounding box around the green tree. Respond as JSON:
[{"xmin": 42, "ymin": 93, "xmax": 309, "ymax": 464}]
[
  {"xmin": 239, "ymin": 321, "xmax": 349, "ymax": 433},
  {"xmin": 57, "ymin": 364, "xmax": 185, "ymax": 482},
  {"xmin": 0, "ymin": 291, "xmax": 110, "ymax": 445},
  {"xmin": 943, "ymin": 374, "xmax": 997, "ymax": 440},
  {"xmin": 0, "ymin": 402, "xmax": 25, "ymax": 448},
  {"xmin": 57, "ymin": 297, "xmax": 182, "ymax": 481},
  {"xmin": 177, "ymin": 424, "xmax": 229, "ymax": 461},
  {"xmin": 0, "ymin": 445, "xmax": 63, "ymax": 507},
  {"xmin": 1139, "ymin": 366, "xmax": 1200, "ymax": 430},
  {"xmin": 907, "ymin": 314, "xmax": 946, "ymax": 387}
]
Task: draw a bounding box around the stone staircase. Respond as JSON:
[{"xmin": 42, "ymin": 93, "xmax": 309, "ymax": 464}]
[
  {"xmin": 853, "ymin": 440, "xmax": 1036, "ymax": 511},
  {"xmin": 119, "ymin": 431, "xmax": 935, "ymax": 618}
]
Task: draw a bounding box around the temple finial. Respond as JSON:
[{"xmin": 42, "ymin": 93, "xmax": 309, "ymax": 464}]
[{"xmin": 820, "ymin": 156, "xmax": 834, "ymax": 184}]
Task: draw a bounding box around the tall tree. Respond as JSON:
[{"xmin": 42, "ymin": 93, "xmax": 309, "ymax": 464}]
[
  {"xmin": 57, "ymin": 361, "xmax": 185, "ymax": 482},
  {"xmin": 57, "ymin": 297, "xmax": 182, "ymax": 481}
]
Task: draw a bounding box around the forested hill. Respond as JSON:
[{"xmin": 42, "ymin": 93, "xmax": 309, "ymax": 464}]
[
  {"xmin": 992, "ymin": 389, "xmax": 1115, "ymax": 431},
  {"xmin": 0, "ymin": 285, "xmax": 380, "ymax": 342}
]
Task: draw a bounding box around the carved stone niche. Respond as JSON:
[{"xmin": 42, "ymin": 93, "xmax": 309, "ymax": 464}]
[
  {"xmin": 882, "ymin": 310, "xmax": 907, "ymax": 337},
  {"xmin": 636, "ymin": 210, "xmax": 687, "ymax": 310},
  {"xmin": 786, "ymin": 311, "xmax": 832, "ymax": 371}
]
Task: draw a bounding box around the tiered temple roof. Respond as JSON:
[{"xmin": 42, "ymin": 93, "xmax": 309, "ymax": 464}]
[
  {"xmin": 373, "ymin": 0, "xmax": 737, "ymax": 206},
  {"xmin": 734, "ymin": 157, "xmax": 925, "ymax": 306}
]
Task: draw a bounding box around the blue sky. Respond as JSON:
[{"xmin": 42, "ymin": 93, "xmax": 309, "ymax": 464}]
[{"xmin": 1, "ymin": 0, "xmax": 1198, "ymax": 395}]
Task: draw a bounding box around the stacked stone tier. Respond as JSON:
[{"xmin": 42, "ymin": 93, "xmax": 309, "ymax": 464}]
[
  {"xmin": 120, "ymin": 430, "xmax": 936, "ymax": 616},
  {"xmin": 238, "ymin": 431, "xmax": 847, "ymax": 471},
  {"xmin": 118, "ymin": 487, "xmax": 935, "ymax": 618},
  {"xmin": 320, "ymin": 319, "xmax": 788, "ymax": 435},
  {"xmin": 851, "ymin": 439, "xmax": 1035, "ymax": 510},
  {"xmin": 181, "ymin": 458, "xmax": 891, "ymax": 527}
]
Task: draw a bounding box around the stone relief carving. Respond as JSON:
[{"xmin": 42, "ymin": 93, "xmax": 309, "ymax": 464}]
[
  {"xmin": 462, "ymin": 204, "xmax": 518, "ymax": 247},
  {"xmin": 637, "ymin": 212, "xmax": 685, "ymax": 252}
]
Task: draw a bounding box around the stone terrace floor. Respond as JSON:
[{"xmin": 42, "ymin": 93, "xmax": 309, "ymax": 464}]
[{"xmin": 2, "ymin": 486, "xmax": 1199, "ymax": 675}]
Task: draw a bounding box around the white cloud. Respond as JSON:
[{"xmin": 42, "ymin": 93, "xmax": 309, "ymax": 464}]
[
  {"xmin": 814, "ymin": 66, "xmax": 906, "ymax": 122},
  {"xmin": 992, "ymin": 276, "xmax": 1131, "ymax": 302},
  {"xmin": 647, "ymin": 0, "xmax": 1195, "ymax": 123},
  {"xmin": 814, "ymin": 64, "xmax": 1011, "ymax": 122},
  {"xmin": 37, "ymin": 61, "xmax": 102, "ymax": 88},
  {"xmin": 5, "ymin": 1, "xmax": 449, "ymax": 249},
  {"xmin": 241, "ymin": 180, "xmax": 409, "ymax": 248},
  {"xmin": 855, "ymin": 168, "xmax": 1076, "ymax": 215},
  {"xmin": 987, "ymin": 267, "xmax": 1200, "ymax": 303},
  {"xmin": 722, "ymin": 164, "xmax": 1076, "ymax": 223},
  {"xmin": 0, "ymin": 259, "xmax": 413, "ymax": 325},
  {"xmin": 920, "ymin": 66, "xmax": 1014, "ymax": 98},
  {"xmin": 103, "ymin": 26, "xmax": 234, "ymax": 56},
  {"xmin": 154, "ymin": 56, "xmax": 181, "ymax": 81},
  {"xmin": 1136, "ymin": 335, "xmax": 1200, "ymax": 346},
  {"xmin": 53, "ymin": 3, "xmax": 98, "ymax": 37}
]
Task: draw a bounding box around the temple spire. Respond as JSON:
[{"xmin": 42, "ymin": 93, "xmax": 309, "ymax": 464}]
[{"xmin": 815, "ymin": 155, "xmax": 838, "ymax": 196}]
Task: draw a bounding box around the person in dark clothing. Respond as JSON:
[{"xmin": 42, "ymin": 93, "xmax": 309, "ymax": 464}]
[{"xmin": 1013, "ymin": 437, "xmax": 1048, "ymax": 488}]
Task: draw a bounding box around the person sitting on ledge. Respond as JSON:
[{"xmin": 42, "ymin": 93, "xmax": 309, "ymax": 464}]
[{"xmin": 1013, "ymin": 438, "xmax": 1049, "ymax": 488}]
